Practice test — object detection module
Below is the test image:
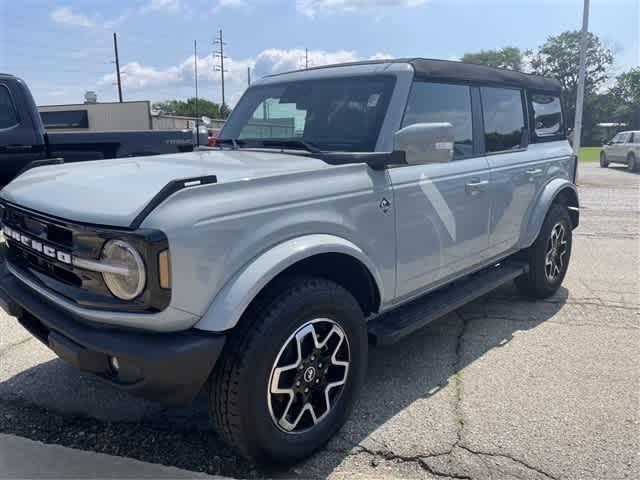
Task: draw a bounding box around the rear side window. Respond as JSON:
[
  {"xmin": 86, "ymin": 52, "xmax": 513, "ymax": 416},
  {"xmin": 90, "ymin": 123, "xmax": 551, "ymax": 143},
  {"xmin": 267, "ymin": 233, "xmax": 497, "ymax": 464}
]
[
  {"xmin": 530, "ymin": 93, "xmax": 563, "ymax": 140},
  {"xmin": 0, "ymin": 85, "xmax": 19, "ymax": 129},
  {"xmin": 480, "ymin": 87, "xmax": 526, "ymax": 153},
  {"xmin": 402, "ymin": 82, "xmax": 473, "ymax": 159}
]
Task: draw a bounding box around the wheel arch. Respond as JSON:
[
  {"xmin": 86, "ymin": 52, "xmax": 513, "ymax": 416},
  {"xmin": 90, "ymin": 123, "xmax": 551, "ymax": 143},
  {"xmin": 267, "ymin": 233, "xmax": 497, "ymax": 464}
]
[
  {"xmin": 194, "ymin": 234, "xmax": 384, "ymax": 333},
  {"xmin": 521, "ymin": 179, "xmax": 579, "ymax": 249}
]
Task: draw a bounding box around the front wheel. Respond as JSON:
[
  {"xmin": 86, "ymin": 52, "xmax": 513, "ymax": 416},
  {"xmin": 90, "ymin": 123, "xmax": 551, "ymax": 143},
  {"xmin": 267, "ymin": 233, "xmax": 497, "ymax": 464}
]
[
  {"xmin": 600, "ymin": 152, "xmax": 609, "ymax": 168},
  {"xmin": 515, "ymin": 204, "xmax": 573, "ymax": 298},
  {"xmin": 210, "ymin": 276, "xmax": 367, "ymax": 463}
]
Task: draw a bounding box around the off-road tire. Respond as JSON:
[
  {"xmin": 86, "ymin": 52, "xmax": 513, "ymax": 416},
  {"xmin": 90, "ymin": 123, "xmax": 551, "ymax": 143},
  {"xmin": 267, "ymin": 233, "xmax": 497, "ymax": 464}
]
[
  {"xmin": 515, "ymin": 203, "xmax": 572, "ymax": 299},
  {"xmin": 600, "ymin": 151, "xmax": 609, "ymax": 168},
  {"xmin": 628, "ymin": 153, "xmax": 637, "ymax": 172},
  {"xmin": 209, "ymin": 275, "xmax": 367, "ymax": 464}
]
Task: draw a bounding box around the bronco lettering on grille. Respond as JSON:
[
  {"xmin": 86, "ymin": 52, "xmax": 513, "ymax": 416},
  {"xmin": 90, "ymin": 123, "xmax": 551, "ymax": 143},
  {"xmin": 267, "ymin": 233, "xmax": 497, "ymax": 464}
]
[{"xmin": 3, "ymin": 225, "xmax": 72, "ymax": 265}]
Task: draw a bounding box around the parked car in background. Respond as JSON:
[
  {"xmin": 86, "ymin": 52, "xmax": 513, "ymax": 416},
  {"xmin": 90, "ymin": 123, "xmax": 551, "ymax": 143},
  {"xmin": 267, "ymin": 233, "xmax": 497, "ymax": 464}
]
[
  {"xmin": 0, "ymin": 73, "xmax": 204, "ymax": 186},
  {"xmin": 0, "ymin": 58, "xmax": 578, "ymax": 463},
  {"xmin": 600, "ymin": 130, "xmax": 640, "ymax": 171}
]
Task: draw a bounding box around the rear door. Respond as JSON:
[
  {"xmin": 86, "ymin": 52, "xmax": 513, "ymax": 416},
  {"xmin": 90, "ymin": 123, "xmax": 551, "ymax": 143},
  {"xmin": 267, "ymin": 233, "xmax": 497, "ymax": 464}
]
[
  {"xmin": 612, "ymin": 133, "xmax": 629, "ymax": 162},
  {"xmin": 388, "ymin": 81, "xmax": 491, "ymax": 299},
  {"xmin": 482, "ymin": 86, "xmax": 543, "ymax": 255}
]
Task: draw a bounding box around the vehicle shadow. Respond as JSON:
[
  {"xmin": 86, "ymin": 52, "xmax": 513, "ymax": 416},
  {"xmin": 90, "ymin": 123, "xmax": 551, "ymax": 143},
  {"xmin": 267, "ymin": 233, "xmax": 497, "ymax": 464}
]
[{"xmin": 0, "ymin": 283, "xmax": 568, "ymax": 478}]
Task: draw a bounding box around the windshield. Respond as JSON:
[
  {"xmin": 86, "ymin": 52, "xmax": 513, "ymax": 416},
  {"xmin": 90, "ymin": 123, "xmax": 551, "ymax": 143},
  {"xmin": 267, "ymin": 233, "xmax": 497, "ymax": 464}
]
[{"xmin": 221, "ymin": 76, "xmax": 396, "ymax": 152}]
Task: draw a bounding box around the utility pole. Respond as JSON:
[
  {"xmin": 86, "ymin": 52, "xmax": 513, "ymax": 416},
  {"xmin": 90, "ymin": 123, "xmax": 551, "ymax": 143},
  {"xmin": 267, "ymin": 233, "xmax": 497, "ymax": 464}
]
[
  {"xmin": 573, "ymin": 0, "xmax": 590, "ymax": 173},
  {"xmin": 194, "ymin": 39, "xmax": 199, "ymax": 147},
  {"xmin": 113, "ymin": 32, "xmax": 123, "ymax": 102},
  {"xmin": 214, "ymin": 29, "xmax": 228, "ymax": 113},
  {"xmin": 247, "ymin": 66, "xmax": 251, "ymax": 86},
  {"xmin": 305, "ymin": 48, "xmax": 309, "ymax": 69}
]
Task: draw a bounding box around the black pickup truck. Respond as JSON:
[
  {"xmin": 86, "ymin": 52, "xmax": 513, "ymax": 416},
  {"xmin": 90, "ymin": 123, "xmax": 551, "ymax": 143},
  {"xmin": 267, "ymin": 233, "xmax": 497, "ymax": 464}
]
[{"xmin": 0, "ymin": 73, "xmax": 201, "ymax": 185}]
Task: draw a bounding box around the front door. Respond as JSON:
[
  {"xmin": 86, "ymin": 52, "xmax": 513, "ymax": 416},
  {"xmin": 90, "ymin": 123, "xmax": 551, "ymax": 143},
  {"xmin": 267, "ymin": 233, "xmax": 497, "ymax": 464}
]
[{"xmin": 388, "ymin": 81, "xmax": 491, "ymax": 300}]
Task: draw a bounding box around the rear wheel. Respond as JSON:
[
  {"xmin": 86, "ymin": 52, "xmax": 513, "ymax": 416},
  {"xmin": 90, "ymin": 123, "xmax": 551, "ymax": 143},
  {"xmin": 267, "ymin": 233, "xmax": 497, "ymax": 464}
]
[
  {"xmin": 628, "ymin": 153, "xmax": 637, "ymax": 172},
  {"xmin": 209, "ymin": 276, "xmax": 367, "ymax": 464},
  {"xmin": 600, "ymin": 151, "xmax": 609, "ymax": 168},
  {"xmin": 515, "ymin": 203, "xmax": 572, "ymax": 299}
]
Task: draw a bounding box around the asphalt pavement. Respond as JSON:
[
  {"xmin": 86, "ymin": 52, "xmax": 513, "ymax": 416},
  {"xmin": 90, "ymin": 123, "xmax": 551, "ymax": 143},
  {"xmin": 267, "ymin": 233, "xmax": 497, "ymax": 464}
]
[{"xmin": 0, "ymin": 162, "xmax": 638, "ymax": 479}]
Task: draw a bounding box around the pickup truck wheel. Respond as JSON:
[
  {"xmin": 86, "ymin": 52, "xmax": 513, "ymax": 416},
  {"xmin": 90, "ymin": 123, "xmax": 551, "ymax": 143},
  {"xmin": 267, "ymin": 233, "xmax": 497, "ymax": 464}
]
[
  {"xmin": 209, "ymin": 276, "xmax": 367, "ymax": 464},
  {"xmin": 628, "ymin": 153, "xmax": 637, "ymax": 172},
  {"xmin": 515, "ymin": 204, "xmax": 572, "ymax": 299},
  {"xmin": 600, "ymin": 152, "xmax": 609, "ymax": 168}
]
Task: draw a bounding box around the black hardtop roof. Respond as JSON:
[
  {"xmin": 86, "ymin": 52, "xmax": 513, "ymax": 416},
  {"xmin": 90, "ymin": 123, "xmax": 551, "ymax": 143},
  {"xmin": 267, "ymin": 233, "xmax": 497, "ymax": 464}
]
[{"xmin": 271, "ymin": 58, "xmax": 561, "ymax": 93}]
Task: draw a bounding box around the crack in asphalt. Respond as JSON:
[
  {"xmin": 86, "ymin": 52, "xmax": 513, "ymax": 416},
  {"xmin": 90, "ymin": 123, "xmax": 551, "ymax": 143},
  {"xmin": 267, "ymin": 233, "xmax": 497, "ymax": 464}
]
[
  {"xmin": 0, "ymin": 336, "xmax": 33, "ymax": 357},
  {"xmin": 457, "ymin": 445, "xmax": 559, "ymax": 480},
  {"xmin": 339, "ymin": 308, "xmax": 561, "ymax": 480}
]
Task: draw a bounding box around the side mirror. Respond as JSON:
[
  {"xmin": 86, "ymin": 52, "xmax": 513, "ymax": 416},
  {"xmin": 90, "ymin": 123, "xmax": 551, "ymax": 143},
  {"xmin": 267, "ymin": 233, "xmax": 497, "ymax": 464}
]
[{"xmin": 393, "ymin": 122, "xmax": 454, "ymax": 165}]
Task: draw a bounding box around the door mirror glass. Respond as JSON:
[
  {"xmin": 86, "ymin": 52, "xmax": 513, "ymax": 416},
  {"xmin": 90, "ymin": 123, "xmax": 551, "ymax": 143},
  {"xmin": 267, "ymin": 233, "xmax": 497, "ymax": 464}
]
[{"xmin": 393, "ymin": 122, "xmax": 454, "ymax": 165}]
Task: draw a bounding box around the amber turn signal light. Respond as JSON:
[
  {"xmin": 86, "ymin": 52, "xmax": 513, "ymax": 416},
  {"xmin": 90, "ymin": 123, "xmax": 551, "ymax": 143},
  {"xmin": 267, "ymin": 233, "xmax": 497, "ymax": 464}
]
[{"xmin": 158, "ymin": 250, "xmax": 171, "ymax": 289}]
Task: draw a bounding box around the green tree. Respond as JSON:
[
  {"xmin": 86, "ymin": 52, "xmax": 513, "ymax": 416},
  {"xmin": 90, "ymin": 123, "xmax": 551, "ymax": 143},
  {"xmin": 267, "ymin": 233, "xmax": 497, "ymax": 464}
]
[
  {"xmin": 461, "ymin": 47, "xmax": 525, "ymax": 71},
  {"xmin": 529, "ymin": 31, "xmax": 614, "ymax": 131},
  {"xmin": 152, "ymin": 97, "xmax": 226, "ymax": 119},
  {"xmin": 607, "ymin": 68, "xmax": 640, "ymax": 129}
]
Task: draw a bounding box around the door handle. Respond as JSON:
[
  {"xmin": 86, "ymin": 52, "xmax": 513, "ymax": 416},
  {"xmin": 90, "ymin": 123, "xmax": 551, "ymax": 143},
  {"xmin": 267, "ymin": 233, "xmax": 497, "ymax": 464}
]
[
  {"xmin": 465, "ymin": 179, "xmax": 489, "ymax": 194},
  {"xmin": 526, "ymin": 168, "xmax": 543, "ymax": 175}
]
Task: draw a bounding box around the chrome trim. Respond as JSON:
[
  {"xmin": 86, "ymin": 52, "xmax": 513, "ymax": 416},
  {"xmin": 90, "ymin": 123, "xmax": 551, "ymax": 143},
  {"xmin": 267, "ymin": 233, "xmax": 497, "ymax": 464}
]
[
  {"xmin": 72, "ymin": 257, "xmax": 131, "ymax": 276},
  {"xmin": 5, "ymin": 262, "xmax": 198, "ymax": 331}
]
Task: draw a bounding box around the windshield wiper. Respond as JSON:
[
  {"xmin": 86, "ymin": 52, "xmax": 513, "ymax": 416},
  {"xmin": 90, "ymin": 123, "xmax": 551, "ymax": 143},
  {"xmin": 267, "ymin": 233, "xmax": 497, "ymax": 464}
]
[
  {"xmin": 258, "ymin": 139, "xmax": 322, "ymax": 153},
  {"xmin": 215, "ymin": 137, "xmax": 323, "ymax": 153}
]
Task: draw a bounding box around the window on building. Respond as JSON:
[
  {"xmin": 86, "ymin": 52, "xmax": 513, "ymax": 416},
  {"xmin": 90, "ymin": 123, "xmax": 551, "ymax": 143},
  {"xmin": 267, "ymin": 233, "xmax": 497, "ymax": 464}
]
[
  {"xmin": 0, "ymin": 85, "xmax": 19, "ymax": 129},
  {"xmin": 40, "ymin": 110, "xmax": 89, "ymax": 129},
  {"xmin": 530, "ymin": 93, "xmax": 563, "ymax": 140},
  {"xmin": 402, "ymin": 82, "xmax": 473, "ymax": 159},
  {"xmin": 481, "ymin": 87, "xmax": 526, "ymax": 153}
]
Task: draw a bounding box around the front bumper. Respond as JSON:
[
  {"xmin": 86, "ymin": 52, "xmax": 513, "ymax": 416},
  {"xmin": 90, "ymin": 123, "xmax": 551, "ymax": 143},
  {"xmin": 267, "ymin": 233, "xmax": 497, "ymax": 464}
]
[{"xmin": 0, "ymin": 263, "xmax": 225, "ymax": 405}]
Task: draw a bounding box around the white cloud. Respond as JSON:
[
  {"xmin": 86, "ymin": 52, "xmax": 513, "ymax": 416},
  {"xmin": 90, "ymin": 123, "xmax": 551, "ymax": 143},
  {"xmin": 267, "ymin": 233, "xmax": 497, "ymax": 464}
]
[
  {"xmin": 296, "ymin": 0, "xmax": 429, "ymax": 17},
  {"xmin": 97, "ymin": 48, "xmax": 395, "ymax": 105},
  {"xmin": 50, "ymin": 6, "xmax": 131, "ymax": 28},
  {"xmin": 212, "ymin": 0, "xmax": 248, "ymax": 13},
  {"xmin": 50, "ymin": 6, "xmax": 96, "ymax": 28},
  {"xmin": 140, "ymin": 0, "xmax": 185, "ymax": 14}
]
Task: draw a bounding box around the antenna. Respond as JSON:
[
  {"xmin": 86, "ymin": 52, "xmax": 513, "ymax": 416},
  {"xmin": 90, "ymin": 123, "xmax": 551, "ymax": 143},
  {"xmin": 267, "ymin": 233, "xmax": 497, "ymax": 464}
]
[{"xmin": 214, "ymin": 29, "xmax": 228, "ymax": 115}]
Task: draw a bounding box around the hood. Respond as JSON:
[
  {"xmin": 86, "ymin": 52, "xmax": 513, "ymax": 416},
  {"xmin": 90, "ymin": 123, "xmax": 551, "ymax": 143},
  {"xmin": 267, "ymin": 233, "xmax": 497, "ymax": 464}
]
[{"xmin": 1, "ymin": 150, "xmax": 330, "ymax": 227}]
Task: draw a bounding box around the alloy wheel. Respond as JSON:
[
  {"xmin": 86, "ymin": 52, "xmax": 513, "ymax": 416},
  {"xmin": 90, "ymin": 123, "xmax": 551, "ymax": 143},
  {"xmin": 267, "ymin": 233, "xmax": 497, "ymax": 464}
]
[
  {"xmin": 268, "ymin": 318, "xmax": 350, "ymax": 434},
  {"xmin": 544, "ymin": 223, "xmax": 567, "ymax": 282}
]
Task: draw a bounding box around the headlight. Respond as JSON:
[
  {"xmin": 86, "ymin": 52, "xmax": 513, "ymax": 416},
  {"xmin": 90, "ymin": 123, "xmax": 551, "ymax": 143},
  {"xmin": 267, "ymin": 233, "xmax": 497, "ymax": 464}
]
[{"xmin": 100, "ymin": 240, "xmax": 146, "ymax": 300}]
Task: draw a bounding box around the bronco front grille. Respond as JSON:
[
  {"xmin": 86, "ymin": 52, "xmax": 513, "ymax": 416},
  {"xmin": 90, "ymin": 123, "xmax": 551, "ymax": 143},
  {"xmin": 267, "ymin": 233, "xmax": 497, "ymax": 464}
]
[
  {"xmin": 2, "ymin": 205, "xmax": 79, "ymax": 287},
  {"xmin": 4, "ymin": 206, "xmax": 73, "ymax": 248}
]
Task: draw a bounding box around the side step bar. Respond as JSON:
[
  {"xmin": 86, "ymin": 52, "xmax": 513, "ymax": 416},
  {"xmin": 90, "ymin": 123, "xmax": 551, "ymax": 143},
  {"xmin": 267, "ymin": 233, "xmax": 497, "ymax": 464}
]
[{"xmin": 367, "ymin": 260, "xmax": 528, "ymax": 345}]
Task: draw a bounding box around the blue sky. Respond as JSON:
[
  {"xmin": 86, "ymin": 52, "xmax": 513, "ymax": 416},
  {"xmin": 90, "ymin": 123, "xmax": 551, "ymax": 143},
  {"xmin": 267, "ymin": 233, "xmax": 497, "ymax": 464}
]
[{"xmin": 1, "ymin": 0, "xmax": 638, "ymax": 107}]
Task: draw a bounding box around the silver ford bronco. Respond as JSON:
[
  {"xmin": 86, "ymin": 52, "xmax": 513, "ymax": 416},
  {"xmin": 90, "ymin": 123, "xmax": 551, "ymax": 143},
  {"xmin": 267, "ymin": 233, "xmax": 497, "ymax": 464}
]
[{"xmin": 0, "ymin": 59, "xmax": 578, "ymax": 463}]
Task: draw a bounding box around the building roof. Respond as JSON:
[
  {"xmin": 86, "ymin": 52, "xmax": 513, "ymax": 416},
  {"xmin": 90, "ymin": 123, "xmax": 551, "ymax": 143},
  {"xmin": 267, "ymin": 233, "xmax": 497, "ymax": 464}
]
[{"xmin": 270, "ymin": 58, "xmax": 562, "ymax": 93}]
